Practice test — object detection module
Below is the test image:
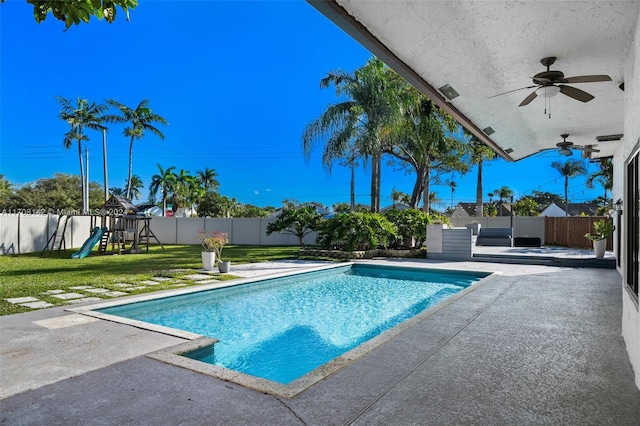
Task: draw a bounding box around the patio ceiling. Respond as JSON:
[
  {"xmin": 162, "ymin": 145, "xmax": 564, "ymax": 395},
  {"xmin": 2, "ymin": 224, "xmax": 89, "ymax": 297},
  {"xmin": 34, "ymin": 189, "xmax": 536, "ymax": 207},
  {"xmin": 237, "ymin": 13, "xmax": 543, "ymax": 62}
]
[{"xmin": 309, "ymin": 0, "xmax": 639, "ymax": 161}]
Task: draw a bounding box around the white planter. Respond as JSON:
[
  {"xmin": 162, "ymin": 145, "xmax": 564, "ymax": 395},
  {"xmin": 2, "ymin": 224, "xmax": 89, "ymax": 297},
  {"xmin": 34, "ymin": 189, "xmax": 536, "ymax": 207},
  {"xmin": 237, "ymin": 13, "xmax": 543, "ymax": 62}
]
[
  {"xmin": 593, "ymin": 239, "xmax": 607, "ymax": 259},
  {"xmin": 218, "ymin": 260, "xmax": 231, "ymax": 273},
  {"xmin": 201, "ymin": 252, "xmax": 216, "ymax": 271}
]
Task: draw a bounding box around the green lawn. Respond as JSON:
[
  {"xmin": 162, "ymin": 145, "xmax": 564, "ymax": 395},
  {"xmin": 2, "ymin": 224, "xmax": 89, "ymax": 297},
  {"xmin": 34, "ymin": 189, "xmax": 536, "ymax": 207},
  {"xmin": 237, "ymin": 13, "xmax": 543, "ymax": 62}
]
[{"xmin": 0, "ymin": 245, "xmax": 300, "ymax": 316}]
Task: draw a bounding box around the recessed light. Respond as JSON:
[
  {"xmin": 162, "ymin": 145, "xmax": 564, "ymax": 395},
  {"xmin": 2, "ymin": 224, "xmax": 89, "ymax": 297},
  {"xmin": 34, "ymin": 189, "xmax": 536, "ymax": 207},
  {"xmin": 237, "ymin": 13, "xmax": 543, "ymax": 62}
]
[
  {"xmin": 505, "ymin": 148, "xmax": 514, "ymax": 154},
  {"xmin": 438, "ymin": 84, "xmax": 459, "ymax": 101}
]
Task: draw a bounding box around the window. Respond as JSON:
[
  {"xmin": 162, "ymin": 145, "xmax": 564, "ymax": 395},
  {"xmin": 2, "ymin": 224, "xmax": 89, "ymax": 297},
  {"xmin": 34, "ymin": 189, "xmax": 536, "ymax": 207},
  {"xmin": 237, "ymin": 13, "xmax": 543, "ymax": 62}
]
[{"xmin": 626, "ymin": 147, "xmax": 639, "ymax": 297}]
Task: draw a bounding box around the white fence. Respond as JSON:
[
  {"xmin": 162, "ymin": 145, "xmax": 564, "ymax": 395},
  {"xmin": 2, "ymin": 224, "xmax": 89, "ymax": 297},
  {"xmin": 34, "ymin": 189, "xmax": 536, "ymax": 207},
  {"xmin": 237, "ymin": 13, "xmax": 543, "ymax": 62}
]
[
  {"xmin": 0, "ymin": 214, "xmax": 316, "ymax": 255},
  {"xmin": 0, "ymin": 214, "xmax": 545, "ymax": 256}
]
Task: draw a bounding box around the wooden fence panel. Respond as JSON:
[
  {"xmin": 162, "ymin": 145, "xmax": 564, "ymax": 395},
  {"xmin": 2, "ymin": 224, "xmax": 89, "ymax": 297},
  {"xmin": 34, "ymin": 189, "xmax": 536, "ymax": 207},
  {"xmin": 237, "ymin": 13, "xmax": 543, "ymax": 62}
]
[{"xmin": 544, "ymin": 216, "xmax": 613, "ymax": 250}]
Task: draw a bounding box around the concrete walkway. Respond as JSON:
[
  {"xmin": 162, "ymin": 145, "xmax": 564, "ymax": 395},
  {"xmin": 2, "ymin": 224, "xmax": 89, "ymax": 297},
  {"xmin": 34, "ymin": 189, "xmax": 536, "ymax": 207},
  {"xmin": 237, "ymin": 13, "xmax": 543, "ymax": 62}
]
[{"xmin": 1, "ymin": 260, "xmax": 639, "ymax": 425}]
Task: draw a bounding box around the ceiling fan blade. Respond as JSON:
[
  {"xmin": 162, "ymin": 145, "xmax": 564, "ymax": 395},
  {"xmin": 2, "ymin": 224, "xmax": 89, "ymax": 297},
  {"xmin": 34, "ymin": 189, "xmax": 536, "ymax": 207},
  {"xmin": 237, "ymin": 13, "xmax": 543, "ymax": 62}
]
[
  {"xmin": 559, "ymin": 85, "xmax": 594, "ymax": 102},
  {"xmin": 518, "ymin": 90, "xmax": 538, "ymax": 106},
  {"xmin": 563, "ymin": 75, "xmax": 612, "ymax": 83},
  {"xmin": 489, "ymin": 85, "xmax": 536, "ymax": 99}
]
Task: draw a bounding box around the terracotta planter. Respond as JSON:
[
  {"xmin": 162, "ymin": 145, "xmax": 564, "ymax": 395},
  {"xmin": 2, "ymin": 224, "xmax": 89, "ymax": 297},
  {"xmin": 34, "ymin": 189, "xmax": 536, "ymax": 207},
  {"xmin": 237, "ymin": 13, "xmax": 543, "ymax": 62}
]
[
  {"xmin": 201, "ymin": 252, "xmax": 216, "ymax": 271},
  {"xmin": 593, "ymin": 239, "xmax": 607, "ymax": 259}
]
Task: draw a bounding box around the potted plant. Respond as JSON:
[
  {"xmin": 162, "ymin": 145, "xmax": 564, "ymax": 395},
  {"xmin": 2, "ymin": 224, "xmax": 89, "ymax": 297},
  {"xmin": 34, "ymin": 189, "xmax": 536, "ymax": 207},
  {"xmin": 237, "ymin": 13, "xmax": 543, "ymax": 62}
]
[
  {"xmin": 197, "ymin": 230, "xmax": 218, "ymax": 271},
  {"xmin": 584, "ymin": 219, "xmax": 614, "ymax": 258},
  {"xmin": 211, "ymin": 231, "xmax": 230, "ymax": 273}
]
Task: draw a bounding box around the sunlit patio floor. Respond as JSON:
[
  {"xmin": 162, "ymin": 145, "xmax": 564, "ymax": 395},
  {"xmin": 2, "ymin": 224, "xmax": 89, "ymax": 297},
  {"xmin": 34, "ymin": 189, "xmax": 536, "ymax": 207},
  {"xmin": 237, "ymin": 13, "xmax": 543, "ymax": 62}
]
[{"xmin": 1, "ymin": 259, "xmax": 638, "ymax": 425}]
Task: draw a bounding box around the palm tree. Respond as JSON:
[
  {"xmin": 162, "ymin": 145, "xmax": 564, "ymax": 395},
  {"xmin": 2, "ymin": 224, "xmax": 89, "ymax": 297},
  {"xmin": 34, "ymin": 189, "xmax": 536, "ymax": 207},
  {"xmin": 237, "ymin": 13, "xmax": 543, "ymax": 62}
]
[
  {"xmin": 171, "ymin": 169, "xmax": 201, "ymax": 214},
  {"xmin": 448, "ymin": 181, "xmax": 457, "ymax": 209},
  {"xmin": 551, "ymin": 159, "xmax": 588, "ymax": 216},
  {"xmin": 149, "ymin": 164, "xmax": 176, "ymax": 217},
  {"xmin": 196, "ymin": 168, "xmax": 219, "ymax": 193},
  {"xmin": 126, "ymin": 175, "xmax": 143, "ymax": 201},
  {"xmin": 303, "ymin": 58, "xmax": 405, "ymax": 212},
  {"xmin": 105, "ymin": 99, "xmax": 168, "ymax": 200},
  {"xmin": 469, "ymin": 136, "xmax": 496, "ymax": 217},
  {"xmin": 586, "ymin": 158, "xmax": 613, "ymax": 203},
  {"xmin": 56, "ymin": 96, "xmax": 107, "ymax": 212},
  {"xmin": 493, "ymin": 186, "xmax": 513, "ymax": 216}
]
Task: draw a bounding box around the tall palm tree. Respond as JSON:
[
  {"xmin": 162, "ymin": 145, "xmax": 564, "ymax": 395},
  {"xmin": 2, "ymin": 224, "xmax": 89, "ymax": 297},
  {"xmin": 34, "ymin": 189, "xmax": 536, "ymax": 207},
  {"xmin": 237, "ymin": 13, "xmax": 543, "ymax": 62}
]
[
  {"xmin": 303, "ymin": 58, "xmax": 405, "ymax": 212},
  {"xmin": 196, "ymin": 168, "xmax": 219, "ymax": 192},
  {"xmin": 468, "ymin": 136, "xmax": 496, "ymax": 217},
  {"xmin": 56, "ymin": 96, "xmax": 107, "ymax": 212},
  {"xmin": 586, "ymin": 157, "xmax": 613, "ymax": 203},
  {"xmin": 171, "ymin": 169, "xmax": 200, "ymax": 213},
  {"xmin": 551, "ymin": 159, "xmax": 588, "ymax": 216},
  {"xmin": 149, "ymin": 164, "xmax": 176, "ymax": 217},
  {"xmin": 105, "ymin": 99, "xmax": 168, "ymax": 200},
  {"xmin": 493, "ymin": 186, "xmax": 514, "ymax": 216},
  {"xmin": 448, "ymin": 181, "xmax": 457, "ymax": 209}
]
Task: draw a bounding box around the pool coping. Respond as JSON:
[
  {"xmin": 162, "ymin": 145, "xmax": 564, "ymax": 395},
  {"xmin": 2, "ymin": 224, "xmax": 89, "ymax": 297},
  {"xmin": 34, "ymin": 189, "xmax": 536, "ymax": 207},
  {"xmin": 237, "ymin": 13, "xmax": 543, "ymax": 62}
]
[{"xmin": 68, "ymin": 261, "xmax": 500, "ymax": 398}]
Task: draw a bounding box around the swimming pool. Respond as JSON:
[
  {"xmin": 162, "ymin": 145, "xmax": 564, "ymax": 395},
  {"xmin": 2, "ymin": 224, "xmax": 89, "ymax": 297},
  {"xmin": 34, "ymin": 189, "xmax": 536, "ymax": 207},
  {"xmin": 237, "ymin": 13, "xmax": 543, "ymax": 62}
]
[{"xmin": 93, "ymin": 263, "xmax": 489, "ymax": 393}]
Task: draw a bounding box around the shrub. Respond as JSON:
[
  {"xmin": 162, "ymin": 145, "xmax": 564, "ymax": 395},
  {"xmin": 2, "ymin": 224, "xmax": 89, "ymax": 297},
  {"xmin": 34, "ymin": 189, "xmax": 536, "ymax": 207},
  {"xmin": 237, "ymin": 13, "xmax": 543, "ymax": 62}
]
[
  {"xmin": 383, "ymin": 208, "xmax": 431, "ymax": 248},
  {"xmin": 266, "ymin": 204, "xmax": 325, "ymax": 247},
  {"xmin": 316, "ymin": 212, "xmax": 397, "ymax": 251}
]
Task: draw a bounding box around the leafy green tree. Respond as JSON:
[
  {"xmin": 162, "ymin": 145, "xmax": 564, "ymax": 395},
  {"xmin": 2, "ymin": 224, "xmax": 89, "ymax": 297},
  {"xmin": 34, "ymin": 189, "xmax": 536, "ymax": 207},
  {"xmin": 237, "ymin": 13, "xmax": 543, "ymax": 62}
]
[
  {"xmin": 56, "ymin": 96, "xmax": 107, "ymax": 212},
  {"xmin": 105, "ymin": 99, "xmax": 167, "ymax": 200},
  {"xmin": 513, "ymin": 197, "xmax": 539, "ymax": 216},
  {"xmin": 3, "ymin": 173, "xmax": 103, "ymax": 211},
  {"xmin": 197, "ymin": 191, "xmax": 234, "ymax": 218},
  {"xmin": 234, "ymin": 204, "xmax": 270, "ymax": 218},
  {"xmin": 551, "ymin": 159, "xmax": 588, "ymax": 216},
  {"xmin": 387, "ymin": 94, "xmax": 468, "ymax": 212},
  {"xmin": 0, "ymin": 174, "xmax": 14, "ymax": 205},
  {"xmin": 529, "ymin": 190, "xmax": 563, "ymax": 209},
  {"xmin": 149, "ymin": 164, "xmax": 176, "ymax": 216},
  {"xmin": 303, "ymin": 58, "xmax": 405, "ymax": 212},
  {"xmin": 266, "ymin": 203, "xmax": 325, "ymax": 246},
  {"xmin": 9, "ymin": 0, "xmax": 139, "ymax": 30},
  {"xmin": 170, "ymin": 169, "xmax": 199, "ymax": 211},
  {"xmin": 196, "ymin": 168, "xmax": 220, "ymax": 193},
  {"xmin": 333, "ymin": 202, "xmax": 369, "ymax": 214},
  {"xmin": 586, "ymin": 158, "xmax": 613, "ymax": 203},
  {"xmin": 316, "ymin": 212, "xmax": 397, "ymax": 251}
]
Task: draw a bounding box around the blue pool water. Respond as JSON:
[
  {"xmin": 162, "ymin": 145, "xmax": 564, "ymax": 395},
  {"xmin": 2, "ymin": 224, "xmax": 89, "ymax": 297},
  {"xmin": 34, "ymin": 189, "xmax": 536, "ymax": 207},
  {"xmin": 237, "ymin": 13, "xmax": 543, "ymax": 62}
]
[{"xmin": 99, "ymin": 264, "xmax": 487, "ymax": 384}]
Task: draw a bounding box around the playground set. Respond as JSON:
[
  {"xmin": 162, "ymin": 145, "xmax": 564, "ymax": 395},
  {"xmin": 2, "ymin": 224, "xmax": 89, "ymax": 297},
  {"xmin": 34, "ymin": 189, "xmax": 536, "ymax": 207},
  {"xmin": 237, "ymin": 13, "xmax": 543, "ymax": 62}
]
[{"xmin": 41, "ymin": 195, "xmax": 164, "ymax": 258}]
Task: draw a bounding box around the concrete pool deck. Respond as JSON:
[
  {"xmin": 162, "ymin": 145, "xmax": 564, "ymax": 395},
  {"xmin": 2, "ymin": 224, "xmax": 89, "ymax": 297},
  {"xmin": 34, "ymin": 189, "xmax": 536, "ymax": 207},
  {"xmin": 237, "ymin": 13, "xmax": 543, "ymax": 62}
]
[{"xmin": 1, "ymin": 259, "xmax": 639, "ymax": 425}]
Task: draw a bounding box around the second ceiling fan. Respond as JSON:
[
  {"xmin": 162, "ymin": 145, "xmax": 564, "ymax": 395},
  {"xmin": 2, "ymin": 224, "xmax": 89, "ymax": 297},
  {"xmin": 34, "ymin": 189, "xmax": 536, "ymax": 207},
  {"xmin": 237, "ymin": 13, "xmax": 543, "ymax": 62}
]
[{"xmin": 555, "ymin": 134, "xmax": 600, "ymax": 156}]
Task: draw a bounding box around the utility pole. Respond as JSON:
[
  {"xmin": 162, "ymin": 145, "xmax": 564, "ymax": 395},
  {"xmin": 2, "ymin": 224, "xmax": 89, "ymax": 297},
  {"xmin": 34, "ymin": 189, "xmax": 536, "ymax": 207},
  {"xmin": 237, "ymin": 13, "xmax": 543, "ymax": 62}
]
[
  {"xmin": 102, "ymin": 129, "xmax": 109, "ymax": 202},
  {"xmin": 84, "ymin": 148, "xmax": 89, "ymax": 214}
]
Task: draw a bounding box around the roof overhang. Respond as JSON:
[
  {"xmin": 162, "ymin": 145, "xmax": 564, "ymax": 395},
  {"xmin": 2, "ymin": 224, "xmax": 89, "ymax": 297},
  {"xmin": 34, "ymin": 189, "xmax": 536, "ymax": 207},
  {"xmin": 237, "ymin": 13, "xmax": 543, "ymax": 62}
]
[{"xmin": 308, "ymin": 0, "xmax": 639, "ymax": 161}]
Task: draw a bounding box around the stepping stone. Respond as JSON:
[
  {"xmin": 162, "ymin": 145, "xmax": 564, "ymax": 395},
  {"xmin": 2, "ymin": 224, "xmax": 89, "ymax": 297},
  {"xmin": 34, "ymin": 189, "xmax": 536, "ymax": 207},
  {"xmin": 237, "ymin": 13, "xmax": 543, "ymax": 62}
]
[
  {"xmin": 152, "ymin": 277, "xmax": 172, "ymax": 282},
  {"xmin": 183, "ymin": 274, "xmax": 213, "ymax": 281},
  {"xmin": 65, "ymin": 297, "xmax": 102, "ymax": 304},
  {"xmin": 140, "ymin": 280, "xmax": 160, "ymax": 286},
  {"xmin": 127, "ymin": 286, "xmax": 147, "ymax": 291},
  {"xmin": 193, "ymin": 279, "xmax": 219, "ymax": 285},
  {"xmin": 51, "ymin": 293, "xmax": 85, "ymax": 300},
  {"xmin": 70, "ymin": 286, "xmax": 94, "ymax": 290},
  {"xmin": 42, "ymin": 290, "xmax": 65, "ymax": 295},
  {"xmin": 83, "ymin": 288, "xmax": 110, "ymax": 294},
  {"xmin": 6, "ymin": 297, "xmax": 39, "ymax": 304},
  {"xmin": 171, "ymin": 284, "xmax": 187, "ymax": 287},
  {"xmin": 20, "ymin": 301, "xmax": 54, "ymax": 309},
  {"xmin": 113, "ymin": 283, "xmax": 133, "ymax": 288},
  {"xmin": 104, "ymin": 291, "xmax": 128, "ymax": 297}
]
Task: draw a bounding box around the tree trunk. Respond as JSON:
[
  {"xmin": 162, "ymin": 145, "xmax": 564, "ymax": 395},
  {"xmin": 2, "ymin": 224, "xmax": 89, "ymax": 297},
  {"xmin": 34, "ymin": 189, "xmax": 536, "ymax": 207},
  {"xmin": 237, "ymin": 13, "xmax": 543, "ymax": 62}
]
[
  {"xmin": 77, "ymin": 140, "xmax": 85, "ymax": 213},
  {"xmin": 476, "ymin": 160, "xmax": 483, "ymax": 218},
  {"xmin": 564, "ymin": 176, "xmax": 569, "ymax": 217},
  {"xmin": 350, "ymin": 162, "xmax": 355, "ymax": 212},
  {"xmin": 370, "ymin": 152, "xmax": 380, "ymax": 212},
  {"xmin": 126, "ymin": 136, "xmax": 134, "ymax": 200},
  {"xmin": 422, "ymin": 176, "xmax": 431, "ymax": 214}
]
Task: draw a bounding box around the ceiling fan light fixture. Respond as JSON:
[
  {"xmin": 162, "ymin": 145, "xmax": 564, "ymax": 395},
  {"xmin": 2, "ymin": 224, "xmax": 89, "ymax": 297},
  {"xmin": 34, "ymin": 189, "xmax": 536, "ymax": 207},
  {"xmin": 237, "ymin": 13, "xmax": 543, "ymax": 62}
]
[
  {"xmin": 559, "ymin": 148, "xmax": 573, "ymax": 156},
  {"xmin": 536, "ymin": 85, "xmax": 561, "ymax": 98}
]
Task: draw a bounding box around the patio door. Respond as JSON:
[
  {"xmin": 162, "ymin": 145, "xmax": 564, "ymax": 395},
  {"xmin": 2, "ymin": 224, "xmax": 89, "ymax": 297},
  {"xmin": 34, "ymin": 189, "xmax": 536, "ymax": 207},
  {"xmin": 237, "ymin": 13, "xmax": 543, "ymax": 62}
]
[{"xmin": 626, "ymin": 146, "xmax": 639, "ymax": 298}]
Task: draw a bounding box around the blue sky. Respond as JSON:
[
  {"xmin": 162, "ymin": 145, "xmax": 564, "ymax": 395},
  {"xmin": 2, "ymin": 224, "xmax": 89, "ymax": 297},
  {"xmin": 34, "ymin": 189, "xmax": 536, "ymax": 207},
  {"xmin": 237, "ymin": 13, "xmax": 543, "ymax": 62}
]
[{"xmin": 0, "ymin": 0, "xmax": 605, "ymax": 210}]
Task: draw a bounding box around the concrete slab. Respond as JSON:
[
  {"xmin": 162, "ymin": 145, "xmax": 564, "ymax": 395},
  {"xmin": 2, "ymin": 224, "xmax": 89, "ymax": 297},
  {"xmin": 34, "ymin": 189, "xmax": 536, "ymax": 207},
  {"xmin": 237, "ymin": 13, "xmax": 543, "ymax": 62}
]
[
  {"xmin": 19, "ymin": 301, "xmax": 54, "ymax": 309},
  {"xmin": 5, "ymin": 297, "xmax": 39, "ymax": 304},
  {"xmin": 50, "ymin": 293, "xmax": 85, "ymax": 300}
]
